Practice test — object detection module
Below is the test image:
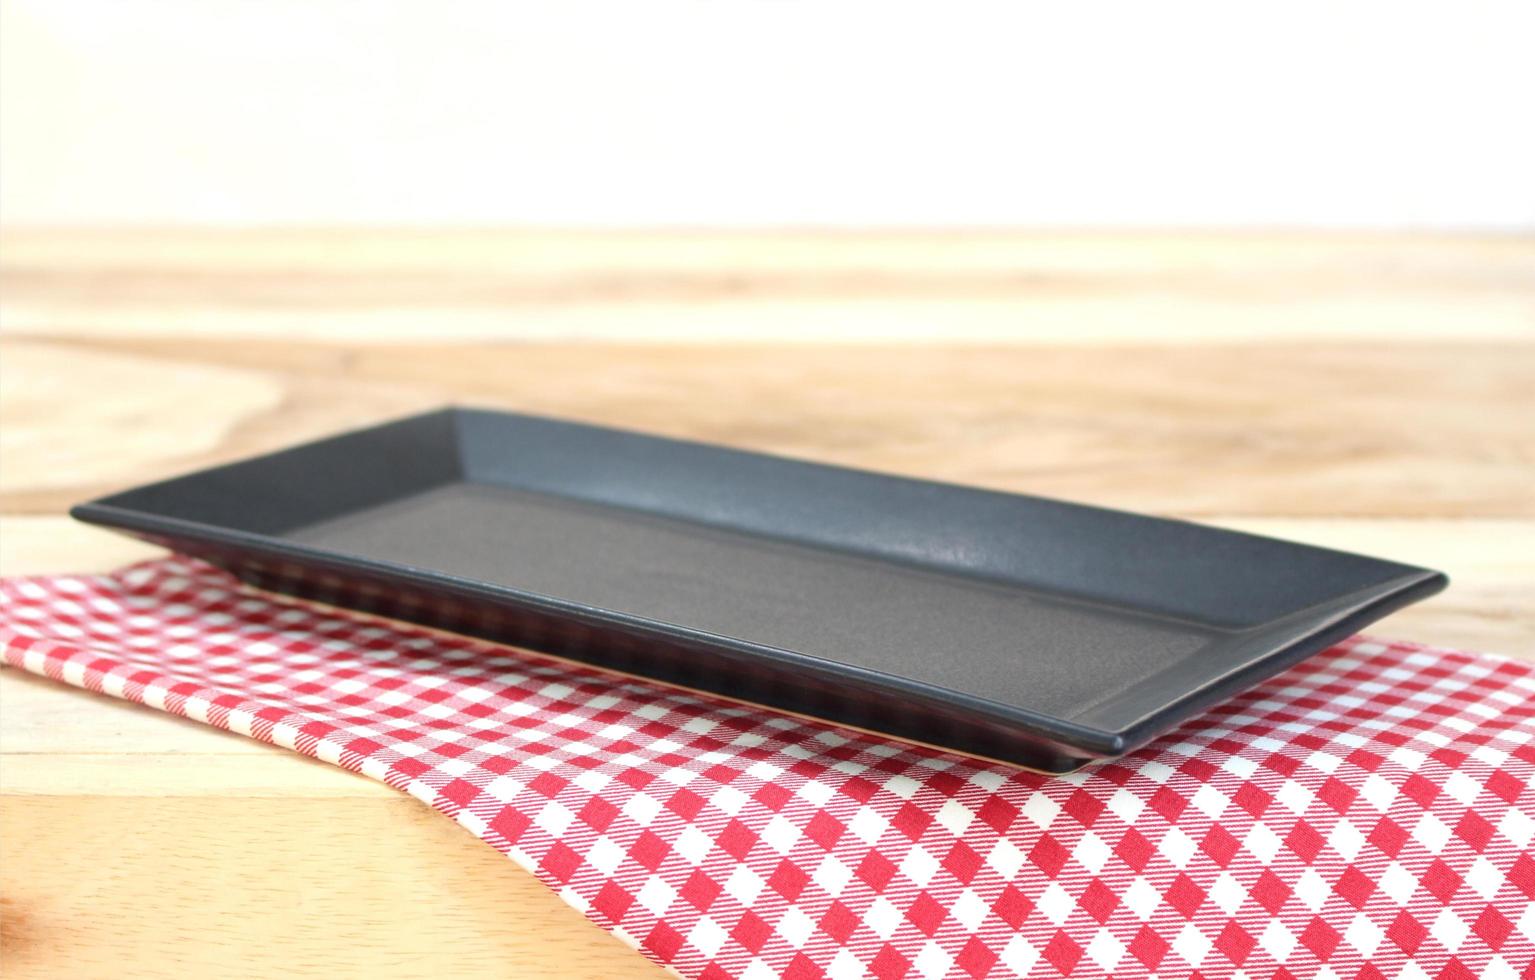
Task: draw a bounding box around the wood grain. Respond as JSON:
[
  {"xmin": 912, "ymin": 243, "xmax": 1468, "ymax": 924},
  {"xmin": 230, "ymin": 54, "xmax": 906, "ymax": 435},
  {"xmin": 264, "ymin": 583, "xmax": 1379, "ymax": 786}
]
[
  {"xmin": 4, "ymin": 340, "xmax": 1533, "ymax": 519},
  {"xmin": 4, "ymin": 229, "xmax": 1532, "ymax": 342},
  {"xmin": 2, "ymin": 794, "xmax": 663, "ymax": 980},
  {"xmin": 1, "ymin": 230, "xmax": 1531, "ymax": 979}
]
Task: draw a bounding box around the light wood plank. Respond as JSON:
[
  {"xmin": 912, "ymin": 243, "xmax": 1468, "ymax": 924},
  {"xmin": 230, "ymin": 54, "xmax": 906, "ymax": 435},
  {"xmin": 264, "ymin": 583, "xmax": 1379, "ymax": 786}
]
[
  {"xmin": 0, "ymin": 514, "xmax": 165, "ymax": 576},
  {"xmin": 4, "ymin": 340, "xmax": 1532, "ymax": 518},
  {"xmin": 3, "ymin": 229, "xmax": 1531, "ymax": 342},
  {"xmin": 0, "ymin": 750, "xmax": 389, "ymax": 798},
  {"xmin": 0, "ymin": 340, "xmax": 441, "ymax": 511},
  {"xmin": 0, "ymin": 795, "xmax": 668, "ymax": 980}
]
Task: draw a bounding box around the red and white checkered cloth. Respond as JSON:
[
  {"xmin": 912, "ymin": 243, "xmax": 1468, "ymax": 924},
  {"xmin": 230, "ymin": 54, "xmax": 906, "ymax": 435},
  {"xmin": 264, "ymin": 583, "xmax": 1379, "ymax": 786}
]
[{"xmin": 3, "ymin": 556, "xmax": 1532, "ymax": 979}]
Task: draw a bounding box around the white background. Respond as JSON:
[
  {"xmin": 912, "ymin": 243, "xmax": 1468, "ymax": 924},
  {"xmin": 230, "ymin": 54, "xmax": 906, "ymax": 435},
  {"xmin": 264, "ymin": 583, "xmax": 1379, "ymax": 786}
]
[{"xmin": 3, "ymin": 0, "xmax": 1532, "ymax": 229}]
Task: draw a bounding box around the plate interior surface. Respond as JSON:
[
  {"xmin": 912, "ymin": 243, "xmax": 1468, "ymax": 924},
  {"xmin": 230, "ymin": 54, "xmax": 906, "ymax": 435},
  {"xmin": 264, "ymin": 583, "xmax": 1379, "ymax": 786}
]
[{"xmin": 289, "ymin": 481, "xmax": 1219, "ymax": 722}]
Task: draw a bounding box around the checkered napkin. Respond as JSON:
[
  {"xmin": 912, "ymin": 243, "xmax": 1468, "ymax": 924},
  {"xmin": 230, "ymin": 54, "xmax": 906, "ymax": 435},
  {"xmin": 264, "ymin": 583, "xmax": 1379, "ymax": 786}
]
[{"xmin": 3, "ymin": 558, "xmax": 1533, "ymax": 980}]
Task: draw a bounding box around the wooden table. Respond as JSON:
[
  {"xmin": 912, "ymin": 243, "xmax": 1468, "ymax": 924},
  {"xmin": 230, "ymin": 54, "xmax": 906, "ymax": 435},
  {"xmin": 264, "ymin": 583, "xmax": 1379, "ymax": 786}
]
[{"xmin": 2, "ymin": 230, "xmax": 1531, "ymax": 978}]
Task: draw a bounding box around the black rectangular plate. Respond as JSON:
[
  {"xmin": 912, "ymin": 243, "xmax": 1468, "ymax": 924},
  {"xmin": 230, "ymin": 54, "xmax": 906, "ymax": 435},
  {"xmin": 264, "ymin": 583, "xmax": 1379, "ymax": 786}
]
[{"xmin": 72, "ymin": 408, "xmax": 1446, "ymax": 772}]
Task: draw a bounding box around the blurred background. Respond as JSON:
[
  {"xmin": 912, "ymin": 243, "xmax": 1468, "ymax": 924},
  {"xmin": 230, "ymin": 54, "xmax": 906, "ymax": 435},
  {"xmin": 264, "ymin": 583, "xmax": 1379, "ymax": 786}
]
[{"xmin": 4, "ymin": 0, "xmax": 1533, "ymax": 231}]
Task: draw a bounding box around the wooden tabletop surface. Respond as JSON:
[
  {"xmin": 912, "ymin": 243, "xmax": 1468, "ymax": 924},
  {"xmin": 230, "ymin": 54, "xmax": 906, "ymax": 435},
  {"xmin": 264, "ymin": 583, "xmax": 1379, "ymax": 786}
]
[{"xmin": 1, "ymin": 230, "xmax": 1531, "ymax": 978}]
